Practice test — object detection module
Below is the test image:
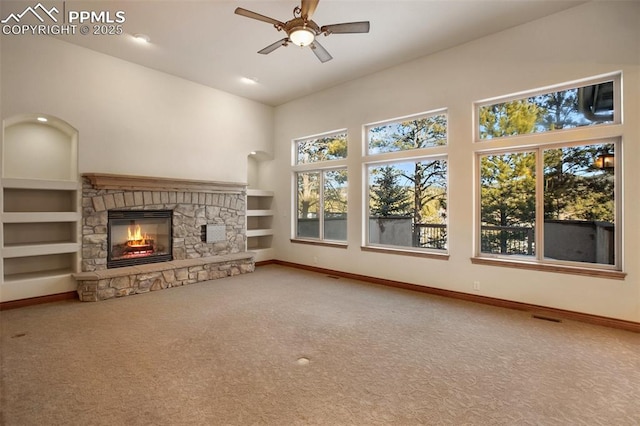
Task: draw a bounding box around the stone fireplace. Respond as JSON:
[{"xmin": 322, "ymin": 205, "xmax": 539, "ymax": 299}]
[{"xmin": 75, "ymin": 173, "xmax": 254, "ymax": 301}]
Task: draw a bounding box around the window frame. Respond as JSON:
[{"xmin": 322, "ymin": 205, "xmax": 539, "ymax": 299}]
[
  {"xmin": 292, "ymin": 129, "xmax": 349, "ymax": 246},
  {"xmin": 472, "ymin": 74, "xmax": 625, "ymax": 278},
  {"xmin": 474, "ymin": 73, "xmax": 622, "ymax": 143},
  {"xmin": 294, "ymin": 129, "xmax": 348, "ymax": 165},
  {"xmin": 362, "ymin": 109, "xmax": 450, "ymax": 258}
]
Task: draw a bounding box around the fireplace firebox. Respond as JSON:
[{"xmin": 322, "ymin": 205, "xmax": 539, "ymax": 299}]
[{"xmin": 107, "ymin": 210, "xmax": 172, "ymax": 268}]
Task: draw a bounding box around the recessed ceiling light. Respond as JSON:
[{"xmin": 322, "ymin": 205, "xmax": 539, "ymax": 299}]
[
  {"xmin": 241, "ymin": 77, "xmax": 259, "ymax": 85},
  {"xmin": 133, "ymin": 33, "xmax": 150, "ymax": 44},
  {"xmin": 36, "ymin": 117, "xmax": 48, "ymax": 122}
]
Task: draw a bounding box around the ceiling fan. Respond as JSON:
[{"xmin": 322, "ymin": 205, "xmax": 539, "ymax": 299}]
[{"xmin": 234, "ymin": 0, "xmax": 370, "ymax": 63}]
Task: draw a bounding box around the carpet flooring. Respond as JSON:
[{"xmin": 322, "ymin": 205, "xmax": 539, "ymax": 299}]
[{"xmin": 1, "ymin": 264, "xmax": 639, "ymax": 425}]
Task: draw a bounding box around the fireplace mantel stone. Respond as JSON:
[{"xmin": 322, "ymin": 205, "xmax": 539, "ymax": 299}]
[{"xmin": 83, "ymin": 173, "xmax": 246, "ymax": 194}]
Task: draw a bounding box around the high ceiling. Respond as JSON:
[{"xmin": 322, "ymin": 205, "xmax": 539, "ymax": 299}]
[{"xmin": 3, "ymin": 1, "xmax": 586, "ymax": 106}]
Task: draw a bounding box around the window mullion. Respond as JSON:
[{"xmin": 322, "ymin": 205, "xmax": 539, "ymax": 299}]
[
  {"xmin": 535, "ymin": 148, "xmax": 544, "ymax": 262},
  {"xmin": 319, "ymin": 171, "xmax": 325, "ymax": 241}
]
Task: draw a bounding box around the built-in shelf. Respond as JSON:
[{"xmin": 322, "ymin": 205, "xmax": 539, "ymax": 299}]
[
  {"xmin": 1, "ymin": 178, "xmax": 79, "ymax": 190},
  {"xmin": 2, "ymin": 242, "xmax": 81, "ymax": 258},
  {"xmin": 2, "ymin": 212, "xmax": 80, "ymax": 223},
  {"xmin": 247, "ymin": 209, "xmax": 274, "ymax": 217},
  {"xmin": 3, "ymin": 268, "xmax": 75, "ymax": 283},
  {"xmin": 246, "ymin": 189, "xmax": 274, "ymax": 262},
  {"xmin": 246, "ymin": 189, "xmax": 273, "ymax": 197},
  {"xmin": 246, "ymin": 229, "xmax": 274, "ymax": 237},
  {"xmin": 1, "ymin": 115, "xmax": 80, "ymax": 302},
  {"xmin": 3, "ymin": 187, "xmax": 78, "ymax": 212}
]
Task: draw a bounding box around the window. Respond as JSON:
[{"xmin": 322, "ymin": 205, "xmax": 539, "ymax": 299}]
[
  {"xmin": 475, "ymin": 75, "xmax": 622, "ymax": 273},
  {"xmin": 364, "ymin": 111, "xmax": 448, "ymax": 254},
  {"xmin": 368, "ymin": 114, "xmax": 447, "ymax": 154},
  {"xmin": 293, "ymin": 131, "xmax": 348, "ymax": 243},
  {"xmin": 477, "ymin": 79, "xmax": 618, "ymax": 140},
  {"xmin": 295, "ymin": 131, "xmax": 347, "ymax": 163}
]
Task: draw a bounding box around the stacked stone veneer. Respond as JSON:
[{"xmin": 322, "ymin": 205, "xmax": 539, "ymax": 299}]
[
  {"xmin": 77, "ymin": 174, "xmax": 254, "ymax": 301},
  {"xmin": 75, "ymin": 253, "xmax": 254, "ymax": 301},
  {"xmin": 81, "ymin": 177, "xmax": 246, "ymax": 271}
]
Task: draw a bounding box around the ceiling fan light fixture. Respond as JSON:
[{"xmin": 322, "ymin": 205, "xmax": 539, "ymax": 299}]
[{"xmin": 289, "ymin": 27, "xmax": 315, "ymax": 47}]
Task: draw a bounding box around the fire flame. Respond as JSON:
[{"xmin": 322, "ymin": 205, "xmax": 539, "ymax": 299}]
[{"xmin": 127, "ymin": 225, "xmax": 148, "ymax": 245}]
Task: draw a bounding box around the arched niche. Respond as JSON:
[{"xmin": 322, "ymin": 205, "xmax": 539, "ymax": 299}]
[
  {"xmin": 247, "ymin": 150, "xmax": 273, "ymax": 189},
  {"xmin": 3, "ymin": 114, "xmax": 78, "ymax": 181}
]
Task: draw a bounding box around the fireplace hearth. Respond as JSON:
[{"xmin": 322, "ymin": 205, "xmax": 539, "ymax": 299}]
[{"xmin": 107, "ymin": 210, "xmax": 172, "ymax": 268}]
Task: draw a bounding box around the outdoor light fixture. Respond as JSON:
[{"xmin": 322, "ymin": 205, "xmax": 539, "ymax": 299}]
[
  {"xmin": 289, "ymin": 27, "xmax": 315, "ymax": 47},
  {"xmin": 594, "ymin": 152, "xmax": 615, "ymax": 170}
]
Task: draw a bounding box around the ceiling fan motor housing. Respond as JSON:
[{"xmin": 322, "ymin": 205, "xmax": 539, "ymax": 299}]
[{"xmin": 286, "ymin": 18, "xmax": 321, "ymax": 46}]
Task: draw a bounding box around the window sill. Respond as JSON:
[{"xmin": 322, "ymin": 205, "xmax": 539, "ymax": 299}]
[
  {"xmin": 470, "ymin": 257, "xmax": 626, "ymax": 280},
  {"xmin": 290, "ymin": 239, "xmax": 348, "ymax": 249},
  {"xmin": 361, "ymin": 245, "xmax": 449, "ymax": 260}
]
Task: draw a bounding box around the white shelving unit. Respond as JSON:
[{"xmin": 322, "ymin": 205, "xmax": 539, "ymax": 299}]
[
  {"xmin": 1, "ymin": 115, "xmax": 80, "ymax": 302},
  {"xmin": 246, "ymin": 189, "xmax": 274, "ymax": 262}
]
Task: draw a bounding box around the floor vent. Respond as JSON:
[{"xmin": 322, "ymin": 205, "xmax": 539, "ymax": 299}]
[{"xmin": 532, "ymin": 314, "xmax": 562, "ymax": 323}]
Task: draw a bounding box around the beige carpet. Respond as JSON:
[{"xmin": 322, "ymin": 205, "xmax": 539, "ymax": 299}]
[{"xmin": 1, "ymin": 264, "xmax": 639, "ymax": 425}]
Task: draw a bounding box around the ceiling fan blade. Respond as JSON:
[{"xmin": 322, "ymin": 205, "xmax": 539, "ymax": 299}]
[
  {"xmin": 310, "ymin": 40, "xmax": 332, "ymax": 63},
  {"xmin": 258, "ymin": 38, "xmax": 289, "ymax": 55},
  {"xmin": 321, "ymin": 21, "xmax": 370, "ymax": 35},
  {"xmin": 234, "ymin": 7, "xmax": 285, "ymax": 28},
  {"xmin": 300, "ymin": 0, "xmax": 319, "ymax": 19}
]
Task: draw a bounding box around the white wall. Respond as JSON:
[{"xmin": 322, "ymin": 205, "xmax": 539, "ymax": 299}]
[
  {"xmin": 267, "ymin": 1, "xmax": 640, "ymax": 322},
  {"xmin": 1, "ymin": 36, "xmax": 274, "ymax": 183}
]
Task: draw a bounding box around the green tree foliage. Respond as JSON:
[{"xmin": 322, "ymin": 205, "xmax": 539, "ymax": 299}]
[
  {"xmin": 480, "ymin": 152, "xmax": 536, "ymax": 254},
  {"xmin": 479, "ymin": 101, "xmax": 540, "ymax": 254},
  {"xmin": 419, "ymin": 186, "xmax": 448, "ymax": 222},
  {"xmin": 368, "ymin": 116, "xmax": 447, "ymax": 221},
  {"xmin": 370, "ymin": 166, "xmax": 411, "ymax": 217},
  {"xmin": 534, "ymin": 89, "xmax": 578, "ymax": 131},
  {"xmin": 481, "ymin": 81, "xmax": 614, "ymax": 140},
  {"xmin": 402, "ymin": 160, "xmax": 447, "ymax": 228},
  {"xmin": 297, "ymin": 172, "xmax": 318, "ymax": 219},
  {"xmin": 297, "ymin": 170, "xmax": 348, "ymax": 219},
  {"xmin": 297, "ymin": 134, "xmax": 347, "ymax": 164},
  {"xmin": 481, "ymin": 153, "xmax": 536, "ymax": 227},
  {"xmin": 323, "ymin": 169, "xmax": 348, "ymax": 216},
  {"xmin": 369, "ymin": 115, "xmax": 447, "ymax": 154},
  {"xmin": 296, "ymin": 133, "xmax": 348, "ymax": 222},
  {"xmin": 544, "ymin": 144, "xmax": 614, "ymax": 222},
  {"xmin": 479, "ymin": 99, "xmax": 540, "ymax": 230},
  {"xmin": 479, "ymin": 99, "xmax": 544, "ymax": 139}
]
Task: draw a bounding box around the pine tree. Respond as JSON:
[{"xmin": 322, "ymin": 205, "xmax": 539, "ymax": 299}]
[{"xmin": 370, "ymin": 166, "xmax": 410, "ymax": 217}]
